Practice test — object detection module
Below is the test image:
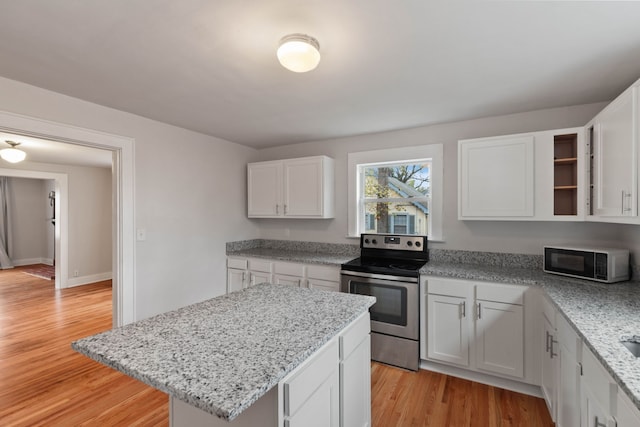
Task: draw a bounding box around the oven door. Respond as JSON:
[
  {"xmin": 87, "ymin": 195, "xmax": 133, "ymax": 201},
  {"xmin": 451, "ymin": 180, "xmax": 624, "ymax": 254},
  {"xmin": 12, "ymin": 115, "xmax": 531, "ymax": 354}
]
[{"xmin": 340, "ymin": 271, "xmax": 418, "ymax": 341}]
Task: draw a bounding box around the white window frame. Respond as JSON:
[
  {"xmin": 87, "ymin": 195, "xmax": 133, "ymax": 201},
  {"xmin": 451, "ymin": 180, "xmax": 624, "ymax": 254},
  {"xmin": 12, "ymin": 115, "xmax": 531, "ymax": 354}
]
[{"xmin": 347, "ymin": 144, "xmax": 443, "ymax": 241}]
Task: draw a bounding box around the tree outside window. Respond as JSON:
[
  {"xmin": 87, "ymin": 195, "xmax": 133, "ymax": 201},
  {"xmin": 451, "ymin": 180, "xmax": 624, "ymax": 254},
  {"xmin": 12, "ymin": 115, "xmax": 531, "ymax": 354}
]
[{"xmin": 360, "ymin": 161, "xmax": 430, "ymax": 235}]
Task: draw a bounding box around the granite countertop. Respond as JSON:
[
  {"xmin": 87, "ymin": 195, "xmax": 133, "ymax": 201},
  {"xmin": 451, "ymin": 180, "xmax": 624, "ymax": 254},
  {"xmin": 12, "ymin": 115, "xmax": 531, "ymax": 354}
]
[
  {"xmin": 421, "ymin": 261, "xmax": 640, "ymax": 410},
  {"xmin": 72, "ymin": 284, "xmax": 375, "ymax": 421},
  {"xmin": 226, "ymin": 247, "xmax": 356, "ymax": 266}
]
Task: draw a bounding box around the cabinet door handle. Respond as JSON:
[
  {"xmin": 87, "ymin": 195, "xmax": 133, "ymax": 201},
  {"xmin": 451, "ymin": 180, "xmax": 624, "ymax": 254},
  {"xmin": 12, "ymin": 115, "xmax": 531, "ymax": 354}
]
[
  {"xmin": 460, "ymin": 301, "xmax": 466, "ymax": 318},
  {"xmin": 594, "ymin": 416, "xmax": 607, "ymax": 427},
  {"xmin": 622, "ymin": 190, "xmax": 625, "ymax": 214},
  {"xmin": 545, "ymin": 331, "xmax": 550, "ymax": 353},
  {"xmin": 276, "ymin": 204, "xmax": 279, "ymax": 214},
  {"xmin": 284, "ymin": 204, "xmax": 287, "ymax": 214},
  {"xmin": 477, "ymin": 303, "xmax": 481, "ymax": 319},
  {"xmin": 622, "ymin": 191, "xmax": 632, "ymax": 213},
  {"xmin": 550, "ymin": 335, "xmax": 558, "ymax": 359}
]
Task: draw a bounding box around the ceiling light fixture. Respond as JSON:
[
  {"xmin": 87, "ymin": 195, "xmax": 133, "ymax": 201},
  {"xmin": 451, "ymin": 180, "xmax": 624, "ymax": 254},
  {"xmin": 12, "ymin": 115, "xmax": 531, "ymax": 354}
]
[
  {"xmin": 0, "ymin": 141, "xmax": 27, "ymax": 163},
  {"xmin": 277, "ymin": 33, "xmax": 321, "ymax": 73}
]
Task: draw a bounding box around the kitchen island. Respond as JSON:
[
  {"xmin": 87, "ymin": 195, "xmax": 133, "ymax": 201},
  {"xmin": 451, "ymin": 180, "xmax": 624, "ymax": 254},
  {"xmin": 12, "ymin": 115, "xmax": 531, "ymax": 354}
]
[{"xmin": 73, "ymin": 284, "xmax": 375, "ymax": 426}]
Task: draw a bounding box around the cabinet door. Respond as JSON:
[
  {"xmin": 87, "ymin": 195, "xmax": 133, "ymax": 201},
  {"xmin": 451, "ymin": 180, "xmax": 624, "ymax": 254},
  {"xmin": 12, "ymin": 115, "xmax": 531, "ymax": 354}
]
[
  {"xmin": 274, "ymin": 274, "xmax": 303, "ymax": 287},
  {"xmin": 475, "ymin": 300, "xmax": 524, "ymax": 378},
  {"xmin": 283, "ymin": 157, "xmax": 327, "ymax": 217},
  {"xmin": 581, "ymin": 385, "xmax": 611, "ymax": 427},
  {"xmin": 340, "ymin": 335, "xmax": 371, "ymax": 427},
  {"xmin": 557, "ymin": 341, "xmax": 581, "ymax": 427},
  {"xmin": 541, "ymin": 316, "xmax": 558, "ymax": 421},
  {"xmin": 227, "ymin": 268, "xmax": 246, "ymax": 293},
  {"xmin": 591, "ymin": 87, "xmax": 638, "ymax": 218},
  {"xmin": 459, "ymin": 135, "xmax": 535, "ymax": 218},
  {"xmin": 286, "ymin": 371, "xmax": 339, "ymax": 427},
  {"xmin": 248, "ymin": 161, "xmax": 282, "ymax": 217},
  {"xmin": 250, "ymin": 271, "xmax": 272, "ymax": 287},
  {"xmin": 557, "ymin": 314, "xmax": 581, "ymax": 427},
  {"xmin": 427, "ymin": 294, "xmax": 469, "ymax": 367},
  {"xmin": 283, "ymin": 339, "xmax": 339, "ymax": 427},
  {"xmin": 616, "ymin": 389, "xmax": 640, "ymax": 427}
]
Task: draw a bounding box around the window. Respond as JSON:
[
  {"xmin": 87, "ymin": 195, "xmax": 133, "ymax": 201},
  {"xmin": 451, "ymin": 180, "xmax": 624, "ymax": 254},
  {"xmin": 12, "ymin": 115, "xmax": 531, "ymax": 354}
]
[{"xmin": 348, "ymin": 144, "xmax": 443, "ymax": 240}]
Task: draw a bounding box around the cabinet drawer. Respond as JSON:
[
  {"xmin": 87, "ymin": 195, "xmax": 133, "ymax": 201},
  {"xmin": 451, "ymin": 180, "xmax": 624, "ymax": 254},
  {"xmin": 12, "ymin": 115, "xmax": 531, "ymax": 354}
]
[
  {"xmin": 248, "ymin": 259, "xmax": 272, "ymax": 273},
  {"xmin": 582, "ymin": 344, "xmax": 613, "ymax": 412},
  {"xmin": 427, "ymin": 277, "xmax": 470, "ymax": 298},
  {"xmin": 306, "ymin": 264, "xmax": 340, "ymax": 282},
  {"xmin": 340, "ymin": 312, "xmax": 370, "ymax": 360},
  {"xmin": 476, "ymin": 282, "xmax": 525, "ymax": 305},
  {"xmin": 284, "ymin": 338, "xmax": 338, "ymax": 417},
  {"xmin": 308, "ymin": 278, "xmax": 339, "ymax": 292},
  {"xmin": 227, "ymin": 258, "xmax": 247, "ymax": 270},
  {"xmin": 273, "ymin": 261, "xmax": 305, "ymax": 276}
]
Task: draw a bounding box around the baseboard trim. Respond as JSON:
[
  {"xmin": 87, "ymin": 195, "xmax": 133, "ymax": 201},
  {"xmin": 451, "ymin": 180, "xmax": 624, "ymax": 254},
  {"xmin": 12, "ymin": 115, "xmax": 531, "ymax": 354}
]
[
  {"xmin": 66, "ymin": 271, "xmax": 112, "ymax": 288},
  {"xmin": 419, "ymin": 359, "xmax": 543, "ymax": 398},
  {"xmin": 12, "ymin": 257, "xmax": 51, "ymax": 267}
]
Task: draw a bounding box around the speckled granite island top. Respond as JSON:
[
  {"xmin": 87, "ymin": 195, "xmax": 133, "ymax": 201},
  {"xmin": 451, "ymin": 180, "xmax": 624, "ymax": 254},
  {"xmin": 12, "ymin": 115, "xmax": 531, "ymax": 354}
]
[
  {"xmin": 422, "ymin": 260, "xmax": 640, "ymax": 410},
  {"xmin": 72, "ymin": 284, "xmax": 375, "ymax": 421}
]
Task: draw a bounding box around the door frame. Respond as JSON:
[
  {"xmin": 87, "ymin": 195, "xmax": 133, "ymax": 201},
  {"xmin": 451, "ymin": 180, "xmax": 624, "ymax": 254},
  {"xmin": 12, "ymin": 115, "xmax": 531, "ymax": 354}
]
[{"xmin": 0, "ymin": 110, "xmax": 135, "ymax": 327}]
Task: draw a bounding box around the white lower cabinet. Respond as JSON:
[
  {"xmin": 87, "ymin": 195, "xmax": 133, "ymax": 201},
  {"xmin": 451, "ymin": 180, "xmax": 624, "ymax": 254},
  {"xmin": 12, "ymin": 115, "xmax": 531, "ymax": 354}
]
[
  {"xmin": 282, "ymin": 339, "xmax": 340, "ymax": 427},
  {"xmin": 227, "ymin": 257, "xmax": 341, "ymax": 294},
  {"xmin": 581, "ymin": 345, "xmax": 615, "ymax": 427},
  {"xmin": 307, "ymin": 264, "xmax": 341, "ymax": 292},
  {"xmin": 424, "ymin": 277, "xmax": 527, "ymax": 382},
  {"xmin": 557, "ymin": 313, "xmax": 581, "ymax": 427},
  {"xmin": 475, "ymin": 299, "xmax": 524, "ymax": 378},
  {"xmin": 427, "ymin": 287, "xmax": 470, "ymax": 367},
  {"xmin": 273, "ymin": 261, "xmax": 306, "ymax": 287},
  {"xmin": 339, "ymin": 312, "xmax": 371, "ymax": 427},
  {"xmin": 616, "ymin": 386, "xmax": 640, "ymax": 427},
  {"xmin": 541, "ymin": 297, "xmax": 558, "ymax": 422},
  {"xmin": 227, "ymin": 258, "xmax": 248, "ymax": 293}
]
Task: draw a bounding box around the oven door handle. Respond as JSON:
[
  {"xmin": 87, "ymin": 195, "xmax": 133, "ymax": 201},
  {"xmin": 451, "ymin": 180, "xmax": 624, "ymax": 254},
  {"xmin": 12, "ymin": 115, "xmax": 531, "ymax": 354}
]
[{"xmin": 340, "ymin": 270, "xmax": 418, "ymax": 283}]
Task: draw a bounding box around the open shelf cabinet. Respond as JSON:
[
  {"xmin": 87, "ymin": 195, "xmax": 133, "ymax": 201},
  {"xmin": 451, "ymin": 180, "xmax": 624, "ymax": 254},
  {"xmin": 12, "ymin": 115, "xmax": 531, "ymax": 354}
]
[{"xmin": 553, "ymin": 134, "xmax": 578, "ymax": 215}]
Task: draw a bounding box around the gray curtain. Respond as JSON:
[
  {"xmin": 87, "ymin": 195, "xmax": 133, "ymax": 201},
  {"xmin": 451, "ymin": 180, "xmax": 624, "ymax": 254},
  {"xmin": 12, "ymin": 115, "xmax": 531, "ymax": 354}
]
[{"xmin": 0, "ymin": 177, "xmax": 14, "ymax": 269}]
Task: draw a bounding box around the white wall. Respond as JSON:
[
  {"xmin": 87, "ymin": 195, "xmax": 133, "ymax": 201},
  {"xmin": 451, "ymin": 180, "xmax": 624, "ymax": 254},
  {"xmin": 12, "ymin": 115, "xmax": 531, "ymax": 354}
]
[
  {"xmin": 7, "ymin": 177, "xmax": 49, "ymax": 265},
  {"xmin": 251, "ymin": 102, "xmax": 634, "ymax": 255},
  {"xmin": 0, "ymin": 76, "xmax": 260, "ymax": 320}
]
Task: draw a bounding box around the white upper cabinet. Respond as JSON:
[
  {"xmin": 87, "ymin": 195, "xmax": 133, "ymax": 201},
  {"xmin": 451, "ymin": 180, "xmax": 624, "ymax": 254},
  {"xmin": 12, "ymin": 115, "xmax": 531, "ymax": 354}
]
[
  {"xmin": 588, "ymin": 83, "xmax": 639, "ymax": 222},
  {"xmin": 459, "ymin": 135, "xmax": 535, "ymax": 218},
  {"xmin": 460, "ymin": 128, "xmax": 585, "ymax": 221},
  {"xmin": 247, "ymin": 161, "xmax": 283, "ymax": 217},
  {"xmin": 248, "ymin": 155, "xmax": 335, "ymax": 218}
]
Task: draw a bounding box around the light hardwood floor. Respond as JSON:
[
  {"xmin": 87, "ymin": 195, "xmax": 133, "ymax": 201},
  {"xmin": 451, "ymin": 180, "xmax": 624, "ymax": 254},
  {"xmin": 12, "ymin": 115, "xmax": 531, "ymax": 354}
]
[
  {"xmin": 1, "ymin": 266, "xmax": 552, "ymax": 426},
  {"xmin": 0, "ymin": 266, "xmax": 169, "ymax": 427}
]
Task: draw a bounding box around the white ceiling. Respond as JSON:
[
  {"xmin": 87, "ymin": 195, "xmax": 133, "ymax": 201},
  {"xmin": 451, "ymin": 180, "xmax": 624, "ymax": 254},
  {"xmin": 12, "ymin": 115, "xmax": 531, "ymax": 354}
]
[{"xmin": 0, "ymin": 1, "xmax": 640, "ymax": 156}]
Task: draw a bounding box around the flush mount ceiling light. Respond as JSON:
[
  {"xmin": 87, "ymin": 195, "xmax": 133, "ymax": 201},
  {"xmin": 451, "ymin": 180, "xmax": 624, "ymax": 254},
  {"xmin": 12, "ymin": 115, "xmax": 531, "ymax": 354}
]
[
  {"xmin": 0, "ymin": 141, "xmax": 27, "ymax": 163},
  {"xmin": 277, "ymin": 33, "xmax": 321, "ymax": 73}
]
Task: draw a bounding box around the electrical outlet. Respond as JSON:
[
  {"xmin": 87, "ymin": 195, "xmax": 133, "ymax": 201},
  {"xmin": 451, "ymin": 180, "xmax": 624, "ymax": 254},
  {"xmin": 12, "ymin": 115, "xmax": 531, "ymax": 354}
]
[{"xmin": 73, "ymin": 270, "xmax": 79, "ymax": 277}]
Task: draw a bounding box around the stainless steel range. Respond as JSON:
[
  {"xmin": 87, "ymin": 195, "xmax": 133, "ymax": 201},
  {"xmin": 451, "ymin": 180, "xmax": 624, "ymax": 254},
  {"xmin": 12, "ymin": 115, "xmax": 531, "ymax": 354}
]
[{"xmin": 340, "ymin": 233, "xmax": 428, "ymax": 371}]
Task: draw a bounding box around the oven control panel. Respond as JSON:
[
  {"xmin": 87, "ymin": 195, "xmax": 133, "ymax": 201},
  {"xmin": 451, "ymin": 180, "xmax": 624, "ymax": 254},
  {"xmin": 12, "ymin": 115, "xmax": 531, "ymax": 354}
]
[{"xmin": 360, "ymin": 234, "xmax": 427, "ymax": 251}]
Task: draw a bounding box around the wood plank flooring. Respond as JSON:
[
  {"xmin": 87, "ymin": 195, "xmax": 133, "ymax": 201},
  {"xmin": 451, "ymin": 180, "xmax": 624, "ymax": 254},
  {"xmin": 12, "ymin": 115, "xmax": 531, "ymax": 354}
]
[
  {"xmin": 0, "ymin": 266, "xmax": 169, "ymax": 426},
  {"xmin": 371, "ymin": 363, "xmax": 554, "ymax": 426},
  {"xmin": 0, "ymin": 266, "xmax": 553, "ymax": 426}
]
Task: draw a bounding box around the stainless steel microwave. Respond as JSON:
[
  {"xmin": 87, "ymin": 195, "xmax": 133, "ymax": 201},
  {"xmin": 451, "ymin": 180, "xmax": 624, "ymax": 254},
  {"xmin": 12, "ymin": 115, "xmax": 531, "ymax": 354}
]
[{"xmin": 543, "ymin": 246, "xmax": 630, "ymax": 283}]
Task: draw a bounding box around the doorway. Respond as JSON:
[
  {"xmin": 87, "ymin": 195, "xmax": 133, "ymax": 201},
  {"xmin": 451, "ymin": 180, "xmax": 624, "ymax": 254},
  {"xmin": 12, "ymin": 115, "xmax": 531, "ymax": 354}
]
[
  {"xmin": 0, "ymin": 170, "xmax": 68, "ymax": 289},
  {"xmin": 0, "ymin": 111, "xmax": 135, "ymax": 327}
]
